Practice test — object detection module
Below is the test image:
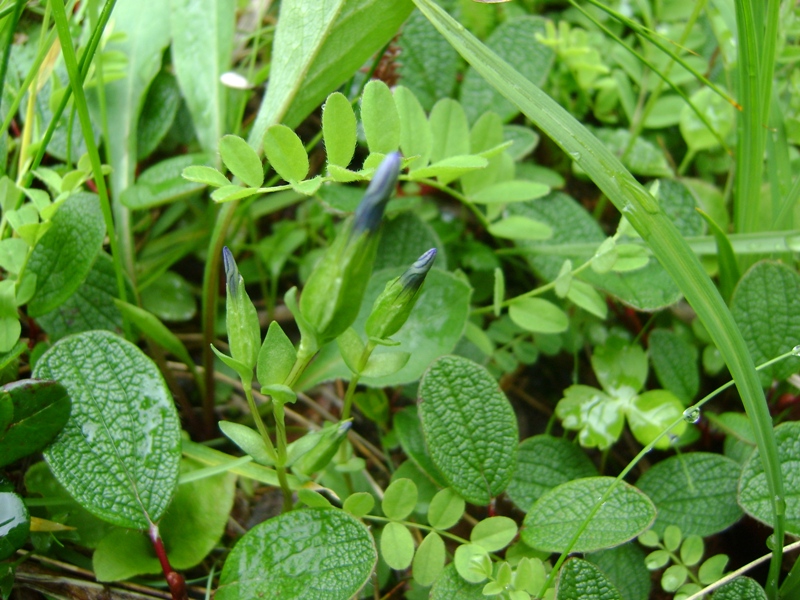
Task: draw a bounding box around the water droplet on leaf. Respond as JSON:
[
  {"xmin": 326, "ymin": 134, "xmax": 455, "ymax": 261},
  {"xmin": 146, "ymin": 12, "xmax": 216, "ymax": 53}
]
[{"xmin": 683, "ymin": 407, "xmax": 701, "ymax": 424}]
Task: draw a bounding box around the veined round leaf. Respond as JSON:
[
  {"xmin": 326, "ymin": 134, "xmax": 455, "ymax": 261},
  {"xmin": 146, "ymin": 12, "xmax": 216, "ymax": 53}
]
[
  {"xmin": 219, "ymin": 134, "xmax": 263, "ymax": 188},
  {"xmin": 34, "ymin": 331, "xmax": 181, "ymax": 529},
  {"xmin": 488, "ymin": 215, "xmax": 553, "ymax": 241},
  {"xmin": 343, "ymin": 492, "xmax": 374, "ymax": 517},
  {"xmin": 522, "ymin": 477, "xmax": 656, "ymax": 553},
  {"xmin": 588, "ymin": 543, "xmax": 651, "ymax": 600},
  {"xmin": 381, "ymin": 521, "xmax": 415, "ymax": 570},
  {"xmin": 27, "ymin": 193, "xmax": 105, "ymax": 317},
  {"xmin": 430, "ymin": 563, "xmax": 485, "ymax": 599},
  {"xmin": 0, "ymin": 491, "xmax": 29, "ymax": 560},
  {"xmin": 636, "ymin": 452, "xmax": 742, "ymax": 537},
  {"xmin": 361, "ymin": 80, "xmax": 400, "ymax": 155},
  {"xmin": 712, "ymin": 577, "xmax": 767, "ymax": 600},
  {"xmin": 322, "ymin": 92, "xmax": 357, "ymax": 168},
  {"xmin": 626, "ymin": 389, "xmax": 686, "ymax": 450},
  {"xmin": 470, "ymin": 181, "xmax": 549, "ymax": 205},
  {"xmin": 0, "ymin": 379, "xmax": 70, "ymax": 468},
  {"xmin": 418, "ymin": 356, "xmax": 518, "ymax": 505},
  {"xmin": 509, "ymin": 298, "xmax": 568, "ymax": 334},
  {"xmin": 739, "ymin": 421, "xmax": 800, "ymax": 534},
  {"xmin": 454, "ymin": 543, "xmax": 492, "ymax": 584},
  {"xmin": 556, "ymin": 558, "xmax": 623, "ymax": 600},
  {"xmin": 413, "ymin": 531, "xmax": 445, "ymax": 587},
  {"xmin": 470, "ymin": 516, "xmax": 517, "ymax": 552},
  {"xmin": 506, "ymin": 435, "xmax": 598, "ymax": 513},
  {"xmin": 264, "ymin": 124, "xmax": 309, "ymax": 183},
  {"xmin": 216, "ymin": 508, "xmax": 376, "ymax": 600},
  {"xmin": 648, "ymin": 328, "xmax": 699, "ymax": 404},
  {"xmin": 427, "ymin": 488, "xmax": 465, "ymax": 530}
]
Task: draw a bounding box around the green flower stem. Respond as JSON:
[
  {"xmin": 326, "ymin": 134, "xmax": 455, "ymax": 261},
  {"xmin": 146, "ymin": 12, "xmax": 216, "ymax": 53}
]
[
  {"xmin": 409, "ymin": 177, "xmax": 490, "ymax": 230},
  {"xmin": 540, "ymin": 346, "xmax": 798, "ymax": 597}
]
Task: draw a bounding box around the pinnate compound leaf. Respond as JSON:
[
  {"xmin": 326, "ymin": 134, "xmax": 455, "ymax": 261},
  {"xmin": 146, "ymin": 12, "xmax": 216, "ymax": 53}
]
[
  {"xmin": 263, "ymin": 124, "xmax": 309, "ymax": 182},
  {"xmin": 509, "ymin": 298, "xmax": 569, "ymax": 334},
  {"xmin": 636, "ymin": 452, "xmax": 742, "ymax": 537},
  {"xmin": 507, "ymin": 435, "xmax": 598, "ymax": 513},
  {"xmin": 27, "ymin": 193, "xmax": 105, "ymax": 317},
  {"xmin": 430, "ymin": 563, "xmax": 485, "ymax": 599},
  {"xmin": 216, "ymin": 508, "xmax": 376, "ymax": 600},
  {"xmin": 219, "ymin": 134, "xmax": 263, "ymax": 188},
  {"xmin": 712, "ymin": 577, "xmax": 767, "ymax": 600},
  {"xmin": 381, "ymin": 521, "xmax": 415, "ymax": 570},
  {"xmin": 556, "ymin": 558, "xmax": 623, "ymax": 600},
  {"xmin": 322, "ymin": 92, "xmax": 357, "ymax": 167},
  {"xmin": 522, "ymin": 477, "xmax": 656, "ymax": 553},
  {"xmin": 739, "ymin": 421, "xmax": 800, "ymax": 534},
  {"xmin": 413, "ymin": 531, "xmax": 445, "ymax": 586},
  {"xmin": 588, "ymin": 543, "xmax": 651, "ymax": 600},
  {"xmin": 731, "ymin": 261, "xmax": 800, "ymax": 385},
  {"xmin": 33, "ymin": 331, "xmax": 181, "ymax": 529},
  {"xmin": 0, "ymin": 380, "xmax": 70, "ymax": 468},
  {"xmin": 418, "ymin": 356, "xmax": 517, "ymax": 505},
  {"xmin": 408, "ymin": 154, "xmax": 488, "ymax": 185}
]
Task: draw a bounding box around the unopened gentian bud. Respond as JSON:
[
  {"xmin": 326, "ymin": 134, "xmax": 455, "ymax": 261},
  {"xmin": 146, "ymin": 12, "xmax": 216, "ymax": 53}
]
[
  {"xmin": 297, "ymin": 421, "xmax": 352, "ymax": 476},
  {"xmin": 223, "ymin": 246, "xmax": 260, "ymax": 372},
  {"xmin": 300, "ymin": 152, "xmax": 402, "ymax": 346},
  {"xmin": 365, "ymin": 248, "xmax": 436, "ymax": 340}
]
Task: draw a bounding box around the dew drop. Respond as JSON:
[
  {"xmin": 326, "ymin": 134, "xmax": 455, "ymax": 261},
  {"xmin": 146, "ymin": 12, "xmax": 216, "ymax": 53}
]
[
  {"xmin": 683, "ymin": 407, "xmax": 701, "ymax": 424},
  {"xmin": 568, "ymin": 151, "xmax": 581, "ymax": 161},
  {"xmin": 766, "ymin": 534, "xmax": 777, "ymax": 550},
  {"xmin": 776, "ymin": 496, "xmax": 787, "ymax": 517},
  {"xmin": 792, "ymin": 344, "xmax": 800, "ymax": 356}
]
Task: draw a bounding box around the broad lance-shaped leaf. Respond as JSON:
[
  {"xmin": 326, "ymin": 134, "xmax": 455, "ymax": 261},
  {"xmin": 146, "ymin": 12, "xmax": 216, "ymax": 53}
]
[
  {"xmin": 33, "ymin": 330, "xmax": 181, "ymax": 529},
  {"xmin": 216, "ymin": 508, "xmax": 376, "ymax": 599},
  {"xmin": 418, "ymin": 355, "xmax": 517, "ymax": 505}
]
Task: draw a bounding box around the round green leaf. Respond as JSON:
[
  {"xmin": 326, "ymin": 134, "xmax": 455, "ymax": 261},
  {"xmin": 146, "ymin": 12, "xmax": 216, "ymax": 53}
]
[
  {"xmin": 626, "ymin": 389, "xmax": 686, "ymax": 450},
  {"xmin": 412, "ymin": 531, "xmax": 445, "ymax": 587},
  {"xmin": 454, "ymin": 543, "xmax": 492, "ymax": 584},
  {"xmin": 382, "ymin": 478, "xmax": 418, "ymax": 521},
  {"xmin": 556, "ymin": 558, "xmax": 623, "ymax": 600},
  {"xmin": 0, "ymin": 492, "xmax": 29, "ymax": 560},
  {"xmin": 264, "ymin": 124, "xmax": 309, "ymax": 182},
  {"xmin": 522, "ymin": 477, "xmax": 656, "ymax": 553},
  {"xmin": 181, "ymin": 165, "xmax": 231, "ymax": 187},
  {"xmin": 699, "ymin": 554, "xmax": 728, "ymax": 585},
  {"xmin": 507, "ymin": 435, "xmax": 598, "ymax": 512},
  {"xmin": 219, "ymin": 134, "xmax": 264, "ymax": 188},
  {"xmin": 470, "ymin": 181, "xmax": 549, "ymax": 205},
  {"xmin": 322, "ymin": 92, "xmax": 357, "ymax": 168},
  {"xmin": 681, "ymin": 535, "xmax": 704, "ymax": 567},
  {"xmin": 27, "ymin": 193, "xmax": 106, "ymax": 317},
  {"xmin": 739, "ymin": 421, "xmax": 800, "ymax": 533},
  {"xmin": 217, "ymin": 508, "xmax": 376, "ymax": 600},
  {"xmin": 427, "ymin": 487, "xmax": 465, "ymax": 530},
  {"xmin": 470, "ymin": 516, "xmax": 517, "ymax": 552},
  {"xmin": 662, "ymin": 564, "xmax": 689, "ymax": 592},
  {"xmin": 509, "ymin": 298, "xmax": 568, "ymax": 334},
  {"xmin": 34, "ymin": 330, "xmax": 181, "ymax": 529},
  {"xmin": 488, "ymin": 216, "xmax": 553, "ymax": 241},
  {"xmin": 381, "ymin": 521, "xmax": 415, "ymax": 570},
  {"xmin": 343, "ymin": 492, "xmax": 375, "ymax": 517},
  {"xmin": 636, "ymin": 452, "xmax": 742, "ymax": 537},
  {"xmin": 0, "ymin": 379, "xmax": 70, "ymax": 468},
  {"xmin": 418, "ymin": 356, "xmax": 518, "ymax": 505},
  {"xmin": 430, "ymin": 563, "xmax": 485, "ymax": 599},
  {"xmin": 712, "ymin": 577, "xmax": 767, "ymax": 600},
  {"xmin": 361, "ymin": 80, "xmax": 400, "ymax": 155}
]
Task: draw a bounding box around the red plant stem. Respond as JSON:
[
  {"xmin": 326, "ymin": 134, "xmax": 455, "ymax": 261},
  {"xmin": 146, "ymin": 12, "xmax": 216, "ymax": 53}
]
[{"xmin": 148, "ymin": 523, "xmax": 187, "ymax": 600}]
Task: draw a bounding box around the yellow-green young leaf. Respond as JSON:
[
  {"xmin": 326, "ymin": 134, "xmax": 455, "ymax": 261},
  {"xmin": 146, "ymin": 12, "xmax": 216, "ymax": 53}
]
[
  {"xmin": 427, "ymin": 488, "xmax": 465, "ymax": 530},
  {"xmin": 394, "ymin": 85, "xmax": 432, "ymax": 171},
  {"xmin": 412, "ymin": 531, "xmax": 445, "ymax": 587},
  {"xmin": 337, "ymin": 327, "xmax": 366, "ymax": 375},
  {"xmin": 454, "ymin": 543, "xmax": 492, "ymax": 584},
  {"xmin": 712, "ymin": 577, "xmax": 767, "ymax": 600},
  {"xmin": 322, "ymin": 92, "xmax": 357, "ymax": 167},
  {"xmin": 470, "ymin": 181, "xmax": 549, "ymax": 205},
  {"xmin": 626, "ymin": 389, "xmax": 686, "ymax": 450},
  {"xmin": 556, "ymin": 558, "xmax": 623, "ymax": 600},
  {"xmin": 488, "ymin": 216, "xmax": 553, "ymax": 241},
  {"xmin": 211, "ymin": 185, "xmax": 262, "ymax": 203},
  {"xmin": 219, "ymin": 134, "xmax": 264, "ymax": 187},
  {"xmin": 218, "ymin": 421, "xmax": 275, "ymax": 466},
  {"xmin": 698, "ymin": 554, "xmax": 728, "ymax": 585},
  {"xmin": 522, "ymin": 477, "xmax": 655, "ymax": 553},
  {"xmin": 567, "ymin": 279, "xmax": 607, "ymax": 319},
  {"xmin": 429, "ymin": 98, "xmax": 470, "ymax": 162},
  {"xmin": 506, "ymin": 435, "xmax": 597, "ymax": 513},
  {"xmin": 381, "ymin": 521, "xmax": 415, "ymax": 570},
  {"xmin": 343, "ymin": 492, "xmax": 374, "ymax": 517},
  {"xmin": 264, "ymin": 124, "xmax": 309, "ymax": 183},
  {"xmin": 470, "ymin": 516, "xmax": 517, "ymax": 552},
  {"xmin": 418, "ymin": 356, "xmax": 518, "ymax": 505},
  {"xmin": 407, "ymin": 154, "xmax": 488, "ymax": 185},
  {"xmin": 461, "ymin": 111, "xmax": 505, "ymax": 195},
  {"xmin": 34, "ymin": 331, "xmax": 181, "ymax": 529},
  {"xmin": 291, "ymin": 176, "xmax": 322, "ymax": 196},
  {"xmin": 361, "ymin": 80, "xmax": 400, "ymax": 154},
  {"xmin": 508, "ymin": 298, "xmax": 568, "ymax": 334},
  {"xmin": 217, "ymin": 508, "xmax": 376, "ymax": 599},
  {"xmin": 382, "ymin": 478, "xmax": 418, "ymax": 521},
  {"xmin": 257, "ymin": 321, "xmax": 296, "ymax": 386}
]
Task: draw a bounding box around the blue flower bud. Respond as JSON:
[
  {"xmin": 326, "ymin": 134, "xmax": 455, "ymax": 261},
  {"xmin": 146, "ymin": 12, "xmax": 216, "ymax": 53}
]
[
  {"xmin": 222, "ymin": 246, "xmax": 261, "ymax": 373},
  {"xmin": 365, "ymin": 248, "xmax": 437, "ymax": 340},
  {"xmin": 352, "ymin": 151, "xmax": 401, "ymax": 236}
]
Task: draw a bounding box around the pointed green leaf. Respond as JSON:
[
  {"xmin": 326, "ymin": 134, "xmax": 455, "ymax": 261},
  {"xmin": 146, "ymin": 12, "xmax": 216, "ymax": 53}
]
[
  {"xmin": 413, "ymin": 531, "xmax": 445, "ymax": 586},
  {"xmin": 361, "ymin": 80, "xmax": 400, "ymax": 154},
  {"xmin": 211, "ymin": 185, "xmax": 263, "ymax": 202},
  {"xmin": 381, "ymin": 521, "xmax": 415, "ymax": 570},
  {"xmin": 219, "ymin": 421, "xmax": 275, "ymax": 466},
  {"xmin": 264, "ymin": 124, "xmax": 309, "ymax": 182},
  {"xmin": 258, "ymin": 321, "xmax": 296, "ymax": 386},
  {"xmin": 395, "ymin": 85, "xmax": 433, "ymax": 171},
  {"xmin": 182, "ymin": 165, "xmax": 231, "ymax": 187},
  {"xmin": 337, "ymin": 327, "xmax": 366, "ymax": 375},
  {"xmin": 26, "ymin": 193, "xmax": 105, "ymax": 317},
  {"xmin": 556, "ymin": 558, "xmax": 623, "ymax": 600},
  {"xmin": 567, "ymin": 279, "xmax": 607, "ymax": 319},
  {"xmin": 114, "ymin": 300, "xmax": 195, "ymax": 368},
  {"xmin": 33, "ymin": 331, "xmax": 181, "ymax": 529},
  {"xmin": 508, "ymin": 298, "xmax": 568, "ymax": 334},
  {"xmin": 418, "ymin": 356, "xmax": 518, "ymax": 505},
  {"xmin": 219, "ymin": 134, "xmax": 264, "ymax": 187},
  {"xmin": 361, "ymin": 351, "xmax": 410, "ymax": 378},
  {"xmin": 322, "ymin": 92, "xmax": 357, "ymax": 167},
  {"xmin": 522, "ymin": 477, "xmax": 656, "ymax": 553},
  {"xmin": 217, "ymin": 508, "xmax": 376, "ymax": 599}
]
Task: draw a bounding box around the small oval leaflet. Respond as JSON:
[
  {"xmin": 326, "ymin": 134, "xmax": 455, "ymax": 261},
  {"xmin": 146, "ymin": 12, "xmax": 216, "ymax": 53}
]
[{"xmin": 216, "ymin": 508, "xmax": 376, "ymax": 600}]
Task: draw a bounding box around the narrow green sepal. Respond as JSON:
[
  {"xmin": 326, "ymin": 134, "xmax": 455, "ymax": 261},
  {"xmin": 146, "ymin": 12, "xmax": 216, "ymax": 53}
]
[
  {"xmin": 260, "ymin": 383, "xmax": 296, "ymax": 405},
  {"xmin": 257, "ymin": 321, "xmax": 297, "ymax": 386},
  {"xmin": 222, "ymin": 247, "xmax": 261, "ymax": 370},
  {"xmin": 286, "ymin": 419, "xmax": 353, "ymax": 468},
  {"xmin": 368, "ymin": 336, "xmax": 402, "ymax": 347},
  {"xmin": 219, "ymin": 421, "xmax": 276, "ymax": 466},
  {"xmin": 211, "ymin": 344, "xmax": 252, "ymax": 385},
  {"xmin": 284, "ymin": 286, "xmax": 319, "ymax": 356},
  {"xmin": 337, "ymin": 327, "xmax": 366, "ymax": 374}
]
